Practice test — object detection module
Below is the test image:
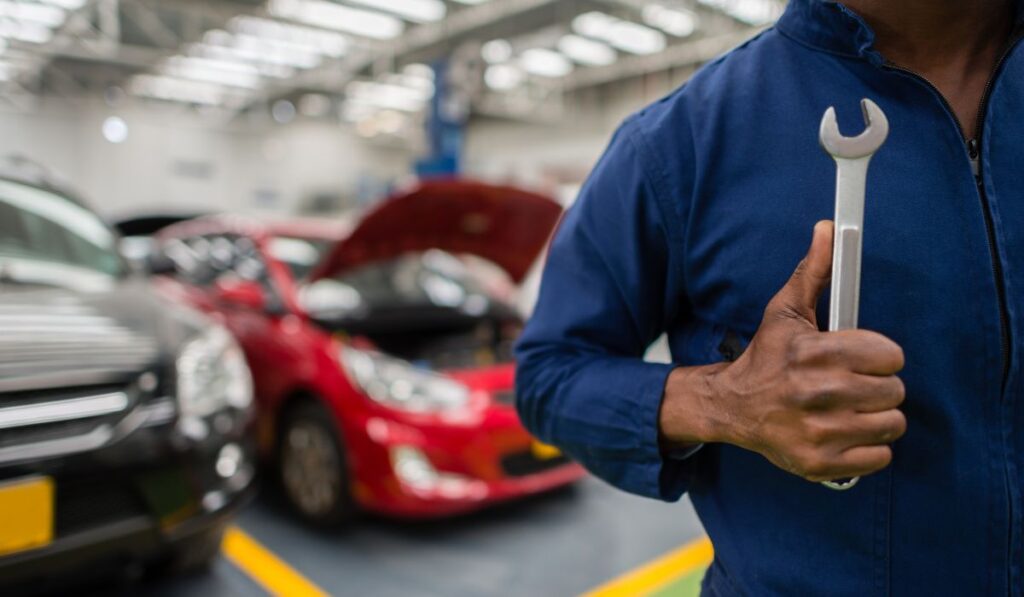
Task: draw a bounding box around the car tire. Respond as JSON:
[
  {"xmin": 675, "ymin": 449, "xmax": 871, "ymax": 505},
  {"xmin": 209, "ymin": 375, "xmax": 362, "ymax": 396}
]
[{"xmin": 277, "ymin": 400, "xmax": 357, "ymax": 528}]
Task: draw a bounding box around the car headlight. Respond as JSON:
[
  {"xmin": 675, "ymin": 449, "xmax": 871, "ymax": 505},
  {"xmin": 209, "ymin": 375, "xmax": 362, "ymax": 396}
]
[
  {"xmin": 339, "ymin": 348, "xmax": 469, "ymax": 413},
  {"xmin": 176, "ymin": 326, "xmax": 254, "ymax": 418}
]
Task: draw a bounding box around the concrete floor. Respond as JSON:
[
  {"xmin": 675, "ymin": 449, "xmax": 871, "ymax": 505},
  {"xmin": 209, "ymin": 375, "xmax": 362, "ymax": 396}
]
[{"xmin": 96, "ymin": 476, "xmax": 705, "ymax": 596}]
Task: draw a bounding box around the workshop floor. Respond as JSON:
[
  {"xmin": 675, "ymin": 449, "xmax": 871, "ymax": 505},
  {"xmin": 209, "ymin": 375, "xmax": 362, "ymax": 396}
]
[{"xmin": 86, "ymin": 476, "xmax": 708, "ymax": 596}]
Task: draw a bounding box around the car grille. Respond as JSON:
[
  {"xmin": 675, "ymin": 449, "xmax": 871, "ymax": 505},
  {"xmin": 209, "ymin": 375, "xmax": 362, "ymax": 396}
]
[
  {"xmin": 493, "ymin": 390, "xmax": 516, "ymax": 406},
  {"xmin": 0, "ymin": 382, "xmax": 142, "ymax": 465},
  {"xmin": 55, "ymin": 478, "xmax": 150, "ymax": 536},
  {"xmin": 500, "ymin": 450, "xmax": 572, "ymax": 478}
]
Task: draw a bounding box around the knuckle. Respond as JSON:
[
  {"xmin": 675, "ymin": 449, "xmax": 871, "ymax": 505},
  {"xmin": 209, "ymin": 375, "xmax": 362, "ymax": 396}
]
[
  {"xmin": 803, "ymin": 419, "xmax": 830, "ymax": 445},
  {"xmin": 790, "ymin": 334, "xmax": 824, "ymax": 365},
  {"xmin": 800, "ymin": 451, "xmax": 830, "ymax": 478}
]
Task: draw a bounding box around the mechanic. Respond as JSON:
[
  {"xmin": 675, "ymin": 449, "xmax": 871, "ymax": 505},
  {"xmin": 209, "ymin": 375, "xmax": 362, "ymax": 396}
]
[{"xmin": 515, "ymin": 0, "xmax": 1024, "ymax": 594}]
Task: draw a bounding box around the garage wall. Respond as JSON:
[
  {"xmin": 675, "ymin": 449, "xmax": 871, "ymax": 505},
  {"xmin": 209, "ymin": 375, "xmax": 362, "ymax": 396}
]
[{"xmin": 0, "ymin": 99, "xmax": 413, "ymax": 216}]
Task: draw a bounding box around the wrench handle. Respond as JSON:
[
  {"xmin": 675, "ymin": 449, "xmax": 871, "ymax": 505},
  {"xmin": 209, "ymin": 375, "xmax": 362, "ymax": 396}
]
[{"xmin": 823, "ymin": 157, "xmax": 871, "ymax": 492}]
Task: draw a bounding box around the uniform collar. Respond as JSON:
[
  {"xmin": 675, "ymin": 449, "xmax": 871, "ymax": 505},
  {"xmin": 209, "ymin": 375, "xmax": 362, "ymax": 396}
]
[{"xmin": 776, "ymin": 0, "xmax": 1024, "ymax": 66}]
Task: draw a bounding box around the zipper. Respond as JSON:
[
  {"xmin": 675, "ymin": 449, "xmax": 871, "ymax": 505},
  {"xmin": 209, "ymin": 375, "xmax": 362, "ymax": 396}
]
[
  {"xmin": 883, "ymin": 30, "xmax": 1022, "ymax": 385},
  {"xmin": 883, "ymin": 30, "xmax": 1024, "ymax": 595}
]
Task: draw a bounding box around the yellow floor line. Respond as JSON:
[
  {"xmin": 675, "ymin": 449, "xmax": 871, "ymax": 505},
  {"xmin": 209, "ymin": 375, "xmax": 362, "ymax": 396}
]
[
  {"xmin": 222, "ymin": 526, "xmax": 329, "ymax": 597},
  {"xmin": 581, "ymin": 536, "xmax": 714, "ymax": 597}
]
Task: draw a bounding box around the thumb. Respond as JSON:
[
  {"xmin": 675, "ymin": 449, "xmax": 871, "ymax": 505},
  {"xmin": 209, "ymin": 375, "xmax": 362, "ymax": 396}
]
[{"xmin": 771, "ymin": 220, "xmax": 834, "ymax": 323}]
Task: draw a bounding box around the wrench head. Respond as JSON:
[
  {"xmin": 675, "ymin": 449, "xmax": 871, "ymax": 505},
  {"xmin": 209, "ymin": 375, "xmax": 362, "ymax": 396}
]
[{"xmin": 819, "ymin": 98, "xmax": 890, "ymax": 160}]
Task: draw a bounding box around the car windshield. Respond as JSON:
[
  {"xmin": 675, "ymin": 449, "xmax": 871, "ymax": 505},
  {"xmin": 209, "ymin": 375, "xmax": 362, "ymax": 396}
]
[
  {"xmin": 332, "ymin": 250, "xmax": 497, "ymax": 312},
  {"xmin": 268, "ymin": 236, "xmax": 333, "ymax": 280},
  {"xmin": 0, "ymin": 178, "xmax": 122, "ymax": 278}
]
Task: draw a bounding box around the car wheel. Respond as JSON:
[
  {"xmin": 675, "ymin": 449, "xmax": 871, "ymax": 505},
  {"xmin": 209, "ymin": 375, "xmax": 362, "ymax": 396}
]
[{"xmin": 278, "ymin": 401, "xmax": 356, "ymax": 527}]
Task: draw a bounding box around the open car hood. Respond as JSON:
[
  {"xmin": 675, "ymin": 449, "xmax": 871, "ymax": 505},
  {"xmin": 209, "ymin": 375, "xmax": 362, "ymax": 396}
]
[{"xmin": 310, "ymin": 179, "xmax": 563, "ymax": 284}]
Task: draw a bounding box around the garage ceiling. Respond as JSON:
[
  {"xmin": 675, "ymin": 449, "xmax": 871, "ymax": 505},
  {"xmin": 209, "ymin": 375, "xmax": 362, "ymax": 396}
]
[{"xmin": 0, "ymin": 0, "xmax": 782, "ymax": 126}]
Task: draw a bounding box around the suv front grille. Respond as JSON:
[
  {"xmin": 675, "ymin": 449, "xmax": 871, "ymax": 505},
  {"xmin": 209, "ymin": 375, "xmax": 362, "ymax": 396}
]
[{"xmin": 0, "ymin": 383, "xmax": 139, "ymax": 464}]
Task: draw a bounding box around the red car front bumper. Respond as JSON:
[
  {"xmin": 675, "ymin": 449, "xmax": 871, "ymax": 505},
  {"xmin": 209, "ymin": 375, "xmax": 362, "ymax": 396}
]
[{"xmin": 340, "ymin": 396, "xmax": 586, "ymax": 519}]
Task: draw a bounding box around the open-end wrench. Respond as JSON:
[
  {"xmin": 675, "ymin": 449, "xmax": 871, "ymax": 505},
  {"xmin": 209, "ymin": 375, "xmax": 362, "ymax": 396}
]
[{"xmin": 818, "ymin": 98, "xmax": 890, "ymax": 491}]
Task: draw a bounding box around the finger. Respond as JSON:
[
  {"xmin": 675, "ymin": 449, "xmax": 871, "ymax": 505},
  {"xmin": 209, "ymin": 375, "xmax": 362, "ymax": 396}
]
[
  {"xmin": 769, "ymin": 221, "xmax": 834, "ymax": 325},
  {"xmin": 803, "ymin": 329, "xmax": 905, "ymax": 375},
  {"xmin": 827, "ymin": 445, "xmax": 894, "ymax": 479},
  {"xmin": 834, "ymin": 409, "xmax": 907, "ymax": 447},
  {"xmin": 803, "ymin": 373, "xmax": 905, "ymax": 412},
  {"xmin": 850, "ymin": 375, "xmax": 905, "ymax": 413}
]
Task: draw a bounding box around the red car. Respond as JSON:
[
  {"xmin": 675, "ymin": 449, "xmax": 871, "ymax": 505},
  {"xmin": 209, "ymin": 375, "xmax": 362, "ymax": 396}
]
[{"xmin": 152, "ymin": 180, "xmax": 584, "ymax": 524}]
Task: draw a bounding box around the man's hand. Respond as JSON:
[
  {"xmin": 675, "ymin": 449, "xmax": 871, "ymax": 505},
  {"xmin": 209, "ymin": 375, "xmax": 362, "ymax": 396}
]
[{"xmin": 660, "ymin": 221, "xmax": 907, "ymax": 483}]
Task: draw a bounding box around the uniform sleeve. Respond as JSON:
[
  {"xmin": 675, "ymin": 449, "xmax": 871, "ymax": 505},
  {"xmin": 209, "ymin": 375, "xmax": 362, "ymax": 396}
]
[{"xmin": 514, "ymin": 120, "xmax": 695, "ymax": 502}]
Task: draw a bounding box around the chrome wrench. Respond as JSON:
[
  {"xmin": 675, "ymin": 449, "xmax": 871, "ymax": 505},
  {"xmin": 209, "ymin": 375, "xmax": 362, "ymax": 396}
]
[{"xmin": 818, "ymin": 98, "xmax": 890, "ymax": 491}]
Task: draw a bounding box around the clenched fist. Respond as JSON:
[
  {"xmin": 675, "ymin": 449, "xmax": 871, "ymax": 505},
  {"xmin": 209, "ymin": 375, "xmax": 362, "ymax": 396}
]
[{"xmin": 660, "ymin": 221, "xmax": 906, "ymax": 483}]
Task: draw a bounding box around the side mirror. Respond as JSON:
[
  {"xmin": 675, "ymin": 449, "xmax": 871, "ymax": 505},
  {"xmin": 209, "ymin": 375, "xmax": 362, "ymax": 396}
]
[{"xmin": 213, "ymin": 279, "xmax": 267, "ymax": 312}]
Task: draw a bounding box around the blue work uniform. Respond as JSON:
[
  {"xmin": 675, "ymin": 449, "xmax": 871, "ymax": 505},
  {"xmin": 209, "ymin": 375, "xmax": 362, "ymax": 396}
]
[{"xmin": 515, "ymin": 0, "xmax": 1024, "ymax": 594}]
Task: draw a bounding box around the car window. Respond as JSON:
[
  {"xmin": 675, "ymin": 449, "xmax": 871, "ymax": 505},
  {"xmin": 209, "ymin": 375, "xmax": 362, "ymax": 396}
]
[
  {"xmin": 165, "ymin": 233, "xmax": 272, "ymax": 289},
  {"xmin": 0, "ymin": 178, "xmax": 122, "ymax": 276}
]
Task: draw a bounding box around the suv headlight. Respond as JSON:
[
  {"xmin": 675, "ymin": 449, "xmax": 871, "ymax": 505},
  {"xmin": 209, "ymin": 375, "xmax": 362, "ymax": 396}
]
[
  {"xmin": 339, "ymin": 348, "xmax": 469, "ymax": 413},
  {"xmin": 176, "ymin": 326, "xmax": 253, "ymax": 418}
]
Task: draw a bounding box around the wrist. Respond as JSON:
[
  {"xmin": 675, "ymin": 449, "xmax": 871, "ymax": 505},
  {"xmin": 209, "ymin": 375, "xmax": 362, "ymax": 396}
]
[{"xmin": 658, "ymin": 363, "xmax": 730, "ymax": 449}]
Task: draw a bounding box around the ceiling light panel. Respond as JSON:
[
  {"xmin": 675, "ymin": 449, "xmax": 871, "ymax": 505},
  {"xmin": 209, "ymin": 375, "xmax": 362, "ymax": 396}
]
[
  {"xmin": 519, "ymin": 48, "xmax": 573, "ymax": 78},
  {"xmin": 269, "ymin": 0, "xmax": 404, "ymax": 40},
  {"xmin": 0, "ymin": 1, "xmax": 65, "ymax": 28},
  {"xmin": 697, "ymin": 0, "xmax": 782, "ymax": 25},
  {"xmin": 347, "ymin": 80, "xmax": 431, "ymax": 112},
  {"xmin": 643, "ymin": 4, "xmax": 699, "ymax": 37},
  {"xmin": 162, "ymin": 56, "xmax": 262, "ymax": 89},
  {"xmin": 38, "ymin": 0, "xmax": 86, "ymax": 9},
  {"xmin": 557, "ymin": 35, "xmax": 616, "ymax": 67},
  {"xmin": 343, "ymin": 0, "xmax": 445, "ymax": 23},
  {"xmin": 572, "ymin": 11, "xmax": 666, "ymax": 55},
  {"xmin": 229, "ymin": 17, "xmax": 349, "ymax": 57},
  {"xmin": 0, "ymin": 20, "xmax": 53, "ymax": 44}
]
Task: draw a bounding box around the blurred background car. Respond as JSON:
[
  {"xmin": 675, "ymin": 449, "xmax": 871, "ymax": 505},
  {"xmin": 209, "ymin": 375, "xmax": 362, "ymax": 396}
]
[
  {"xmin": 110, "ymin": 211, "xmax": 210, "ymax": 269},
  {"xmin": 152, "ymin": 180, "xmax": 585, "ymax": 526},
  {"xmin": 0, "ymin": 159, "xmax": 255, "ymax": 591}
]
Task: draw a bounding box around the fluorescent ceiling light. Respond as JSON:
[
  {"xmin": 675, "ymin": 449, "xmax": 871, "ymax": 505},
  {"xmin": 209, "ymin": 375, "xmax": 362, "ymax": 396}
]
[
  {"xmin": 484, "ymin": 64, "xmax": 523, "ymax": 91},
  {"xmin": 519, "ymin": 48, "xmax": 573, "ymax": 78},
  {"xmin": 572, "ymin": 11, "xmax": 616, "ymax": 39},
  {"xmin": 131, "ymin": 75, "xmax": 247, "ymax": 107},
  {"xmin": 39, "ymin": 0, "xmax": 86, "ymax": 9},
  {"xmin": 643, "ymin": 4, "xmax": 699, "ymax": 37},
  {"xmin": 197, "ymin": 41, "xmax": 320, "ymax": 70},
  {"xmin": 698, "ymin": 0, "xmax": 782, "ymax": 25},
  {"xmin": 481, "ymin": 39, "xmax": 512, "ymax": 64},
  {"xmin": 347, "ymin": 80, "xmax": 430, "ymax": 112},
  {"xmin": 606, "ymin": 21, "xmax": 666, "ymax": 55},
  {"xmin": 343, "ymin": 0, "xmax": 445, "ymax": 23},
  {"xmin": 572, "ymin": 11, "xmax": 666, "ymax": 55},
  {"xmin": 163, "ymin": 56, "xmax": 262, "ymax": 89},
  {"xmin": 269, "ymin": 0, "xmax": 403, "ymax": 40},
  {"xmin": 403, "ymin": 63, "xmax": 434, "ymax": 80},
  {"xmin": 229, "ymin": 16, "xmax": 348, "ymax": 56},
  {"xmin": 449, "ymin": 0, "xmax": 489, "ymax": 4},
  {"xmin": 0, "ymin": 20, "xmax": 53, "ymax": 44},
  {"xmin": 0, "ymin": 1, "xmax": 65, "ymax": 28},
  {"xmin": 557, "ymin": 35, "xmax": 616, "ymax": 67}
]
